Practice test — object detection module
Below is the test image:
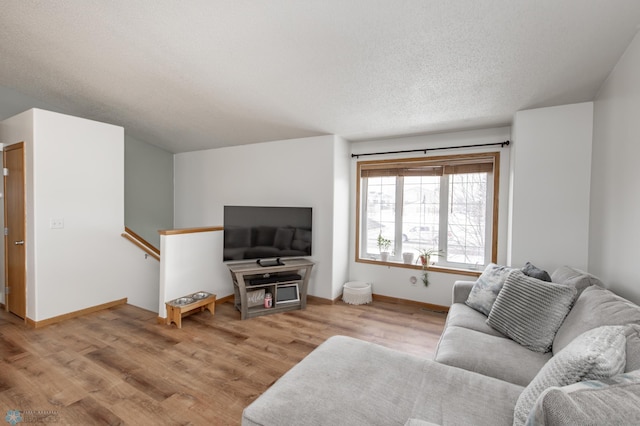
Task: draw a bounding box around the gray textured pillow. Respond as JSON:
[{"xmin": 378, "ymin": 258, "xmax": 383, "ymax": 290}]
[
  {"xmin": 525, "ymin": 370, "xmax": 640, "ymax": 426},
  {"xmin": 465, "ymin": 263, "xmax": 515, "ymax": 316},
  {"xmin": 513, "ymin": 325, "xmax": 628, "ymax": 426},
  {"xmin": 521, "ymin": 261, "xmax": 551, "ymax": 282},
  {"xmin": 487, "ymin": 270, "xmax": 576, "ymax": 353}
]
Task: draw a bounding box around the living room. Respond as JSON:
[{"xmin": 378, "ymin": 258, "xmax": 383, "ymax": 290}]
[{"xmin": 1, "ymin": 2, "xmax": 640, "ymax": 425}]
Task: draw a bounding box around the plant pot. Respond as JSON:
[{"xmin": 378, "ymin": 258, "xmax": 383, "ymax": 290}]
[
  {"xmin": 402, "ymin": 252, "xmax": 414, "ymax": 264},
  {"xmin": 380, "ymin": 252, "xmax": 390, "ymax": 262}
]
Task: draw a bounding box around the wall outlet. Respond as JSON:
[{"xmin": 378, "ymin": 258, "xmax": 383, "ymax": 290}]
[
  {"xmin": 410, "ymin": 276, "xmax": 418, "ymax": 286},
  {"xmin": 50, "ymin": 218, "xmax": 64, "ymax": 229}
]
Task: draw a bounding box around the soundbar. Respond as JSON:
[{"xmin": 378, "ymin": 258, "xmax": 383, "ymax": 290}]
[{"xmin": 248, "ymin": 273, "xmax": 302, "ymax": 286}]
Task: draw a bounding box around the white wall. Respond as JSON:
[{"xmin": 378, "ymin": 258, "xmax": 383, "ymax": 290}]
[
  {"xmin": 331, "ymin": 137, "xmax": 351, "ymax": 299},
  {"xmin": 0, "ymin": 109, "xmax": 159, "ymax": 320},
  {"xmin": 591, "ymin": 32, "xmax": 640, "ymax": 304},
  {"xmin": 509, "ymin": 103, "xmax": 593, "ymax": 273},
  {"xmin": 0, "ymin": 110, "xmax": 35, "ymax": 309},
  {"xmin": 159, "ymin": 230, "xmax": 226, "ymax": 317},
  {"xmin": 174, "ymin": 134, "xmax": 349, "ymax": 302},
  {"xmin": 349, "ymin": 127, "xmax": 512, "ymax": 307},
  {"xmin": 125, "ymin": 134, "xmax": 174, "ymax": 248}
]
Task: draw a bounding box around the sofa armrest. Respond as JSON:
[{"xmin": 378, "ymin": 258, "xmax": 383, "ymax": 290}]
[{"xmin": 452, "ymin": 280, "xmax": 475, "ymax": 304}]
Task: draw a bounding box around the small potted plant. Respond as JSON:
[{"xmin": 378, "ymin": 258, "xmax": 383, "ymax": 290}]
[
  {"xmin": 417, "ymin": 248, "xmax": 445, "ymax": 286},
  {"xmin": 377, "ymin": 233, "xmax": 392, "ymax": 262}
]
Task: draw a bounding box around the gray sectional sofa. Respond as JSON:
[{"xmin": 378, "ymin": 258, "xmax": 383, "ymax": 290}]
[{"xmin": 242, "ymin": 266, "xmax": 640, "ymax": 426}]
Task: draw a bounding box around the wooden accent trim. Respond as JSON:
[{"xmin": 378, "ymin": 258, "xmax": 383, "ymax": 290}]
[
  {"xmin": 4, "ymin": 142, "xmax": 27, "ymax": 319},
  {"xmin": 121, "ymin": 233, "xmax": 160, "ymax": 261},
  {"xmin": 355, "ymin": 151, "xmax": 500, "ymax": 270},
  {"xmin": 158, "ymin": 226, "xmax": 223, "ymax": 236},
  {"xmin": 491, "ymin": 152, "xmax": 500, "ymax": 264},
  {"xmin": 124, "ymin": 227, "xmax": 160, "ymax": 255},
  {"xmin": 372, "ymin": 294, "xmax": 449, "ymax": 313},
  {"xmin": 307, "ymin": 295, "xmax": 335, "ymax": 305},
  {"xmin": 355, "ymin": 258, "xmax": 482, "ymax": 278},
  {"xmin": 26, "ymin": 298, "xmax": 128, "ymax": 328},
  {"xmin": 216, "ymin": 294, "xmax": 234, "ymax": 304}
]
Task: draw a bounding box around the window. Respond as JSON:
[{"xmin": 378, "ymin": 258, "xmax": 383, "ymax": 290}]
[{"xmin": 356, "ymin": 152, "xmax": 499, "ymax": 272}]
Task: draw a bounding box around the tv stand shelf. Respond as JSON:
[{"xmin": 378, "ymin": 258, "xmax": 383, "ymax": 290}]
[{"xmin": 227, "ymin": 259, "xmax": 314, "ymax": 320}]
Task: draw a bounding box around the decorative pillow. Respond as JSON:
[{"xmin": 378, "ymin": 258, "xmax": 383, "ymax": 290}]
[
  {"xmin": 521, "ymin": 262, "xmax": 551, "ymax": 282},
  {"xmin": 487, "ymin": 270, "xmax": 576, "ymax": 353},
  {"xmin": 465, "ymin": 263, "xmax": 515, "ymax": 316},
  {"xmin": 525, "ymin": 369, "xmax": 640, "ymax": 425},
  {"xmin": 513, "ymin": 325, "xmax": 628, "ymax": 426}
]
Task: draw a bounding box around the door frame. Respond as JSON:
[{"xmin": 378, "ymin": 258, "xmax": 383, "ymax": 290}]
[{"xmin": 3, "ymin": 142, "xmax": 27, "ymax": 322}]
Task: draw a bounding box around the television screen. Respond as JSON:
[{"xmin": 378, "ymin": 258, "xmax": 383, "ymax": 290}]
[{"xmin": 223, "ymin": 206, "xmax": 312, "ymax": 262}]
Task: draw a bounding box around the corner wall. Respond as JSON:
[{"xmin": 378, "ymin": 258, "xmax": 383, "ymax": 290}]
[
  {"xmin": 125, "ymin": 134, "xmax": 174, "ymax": 248},
  {"xmin": 591, "ymin": 31, "xmax": 640, "ymax": 304},
  {"xmin": 1, "ymin": 109, "xmax": 159, "ymax": 320},
  {"xmin": 173, "ymin": 135, "xmax": 349, "ymax": 301},
  {"xmin": 509, "ymin": 102, "xmax": 593, "ymax": 273}
]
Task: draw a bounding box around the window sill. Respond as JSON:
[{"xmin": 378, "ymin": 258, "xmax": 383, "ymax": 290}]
[{"xmin": 356, "ymin": 258, "xmax": 482, "ymax": 278}]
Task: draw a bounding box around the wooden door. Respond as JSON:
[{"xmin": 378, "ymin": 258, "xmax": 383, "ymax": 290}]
[{"xmin": 4, "ymin": 142, "xmax": 26, "ymax": 319}]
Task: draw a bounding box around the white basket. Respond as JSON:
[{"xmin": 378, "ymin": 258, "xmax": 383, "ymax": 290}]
[{"xmin": 342, "ymin": 281, "xmax": 372, "ymax": 305}]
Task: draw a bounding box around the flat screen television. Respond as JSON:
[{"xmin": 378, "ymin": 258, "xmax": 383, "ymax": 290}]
[{"xmin": 223, "ymin": 206, "xmax": 312, "ymax": 262}]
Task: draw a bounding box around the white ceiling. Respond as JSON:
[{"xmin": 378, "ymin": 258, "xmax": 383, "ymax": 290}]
[{"xmin": 1, "ymin": 1, "xmax": 640, "ymax": 153}]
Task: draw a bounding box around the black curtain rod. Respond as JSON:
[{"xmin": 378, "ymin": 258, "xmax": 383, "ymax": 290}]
[{"xmin": 351, "ymin": 140, "xmax": 510, "ymax": 159}]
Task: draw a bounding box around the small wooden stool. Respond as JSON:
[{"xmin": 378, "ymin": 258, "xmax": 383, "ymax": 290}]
[{"xmin": 166, "ymin": 292, "xmax": 216, "ymax": 328}]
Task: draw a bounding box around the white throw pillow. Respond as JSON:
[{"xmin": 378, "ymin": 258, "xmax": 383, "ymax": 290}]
[
  {"xmin": 525, "ymin": 370, "xmax": 640, "ymax": 425},
  {"xmin": 513, "ymin": 325, "xmax": 627, "ymax": 426}
]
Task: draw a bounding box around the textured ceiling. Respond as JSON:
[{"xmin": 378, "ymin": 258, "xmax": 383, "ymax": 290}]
[{"xmin": 1, "ymin": 1, "xmax": 640, "ymax": 153}]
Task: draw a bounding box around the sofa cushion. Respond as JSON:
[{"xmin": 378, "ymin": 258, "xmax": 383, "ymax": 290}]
[
  {"xmin": 521, "ymin": 261, "xmax": 551, "ymax": 282},
  {"xmin": 465, "ymin": 263, "xmax": 515, "ymax": 316},
  {"xmin": 408, "ymin": 361, "xmax": 523, "ymax": 426},
  {"xmin": 435, "ymin": 325, "xmax": 551, "ymax": 387},
  {"xmin": 443, "ymin": 303, "xmax": 506, "ymax": 338},
  {"xmin": 243, "ymin": 335, "xmax": 523, "ymax": 426},
  {"xmin": 451, "ymin": 280, "xmax": 475, "ymax": 304},
  {"xmin": 487, "ymin": 270, "xmax": 576, "ymax": 353},
  {"xmin": 526, "ymin": 370, "xmax": 640, "ymax": 425},
  {"xmin": 552, "ymin": 285, "xmax": 640, "ymax": 372},
  {"xmin": 513, "ymin": 325, "xmax": 628, "ymax": 426},
  {"xmin": 551, "ymin": 265, "xmax": 603, "ymax": 296},
  {"xmin": 242, "ymin": 335, "xmax": 427, "ymax": 426}
]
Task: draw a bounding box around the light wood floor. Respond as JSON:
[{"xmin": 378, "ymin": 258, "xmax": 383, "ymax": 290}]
[{"xmin": 0, "ymin": 299, "xmax": 446, "ymax": 425}]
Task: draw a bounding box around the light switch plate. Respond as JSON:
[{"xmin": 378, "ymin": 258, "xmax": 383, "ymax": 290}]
[{"xmin": 50, "ymin": 218, "xmax": 64, "ymax": 229}]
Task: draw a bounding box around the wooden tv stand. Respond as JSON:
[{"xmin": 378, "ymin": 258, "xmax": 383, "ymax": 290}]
[{"xmin": 227, "ymin": 258, "xmax": 314, "ymax": 320}]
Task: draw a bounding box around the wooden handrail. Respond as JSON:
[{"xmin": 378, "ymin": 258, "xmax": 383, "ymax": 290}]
[
  {"xmin": 122, "ymin": 227, "xmax": 161, "ymax": 261},
  {"xmin": 158, "ymin": 226, "xmax": 223, "ymax": 236},
  {"xmin": 125, "ymin": 227, "xmax": 160, "ymax": 255}
]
